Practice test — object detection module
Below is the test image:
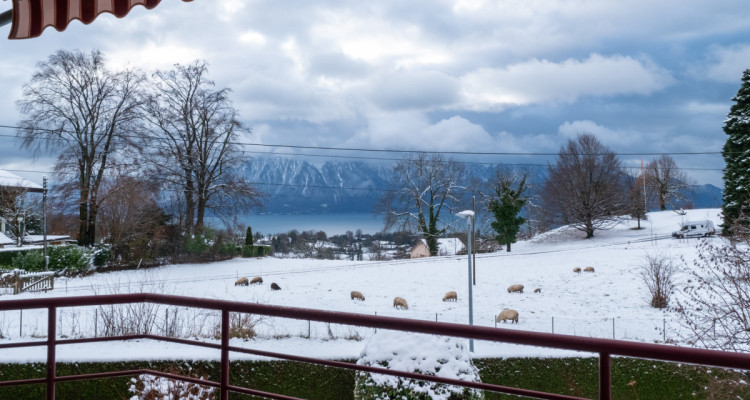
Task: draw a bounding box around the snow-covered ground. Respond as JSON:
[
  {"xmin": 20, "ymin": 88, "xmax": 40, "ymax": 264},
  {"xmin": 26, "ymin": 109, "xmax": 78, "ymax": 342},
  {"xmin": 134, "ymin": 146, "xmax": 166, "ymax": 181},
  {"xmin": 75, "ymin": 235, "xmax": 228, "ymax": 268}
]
[{"xmin": 0, "ymin": 209, "xmax": 724, "ymax": 362}]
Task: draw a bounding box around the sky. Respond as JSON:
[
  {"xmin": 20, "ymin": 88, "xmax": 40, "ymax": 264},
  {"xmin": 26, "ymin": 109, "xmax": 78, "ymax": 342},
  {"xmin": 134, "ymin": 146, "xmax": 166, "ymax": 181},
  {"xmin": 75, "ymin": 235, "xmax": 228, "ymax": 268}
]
[{"xmin": 2, "ymin": 0, "xmax": 750, "ymax": 187}]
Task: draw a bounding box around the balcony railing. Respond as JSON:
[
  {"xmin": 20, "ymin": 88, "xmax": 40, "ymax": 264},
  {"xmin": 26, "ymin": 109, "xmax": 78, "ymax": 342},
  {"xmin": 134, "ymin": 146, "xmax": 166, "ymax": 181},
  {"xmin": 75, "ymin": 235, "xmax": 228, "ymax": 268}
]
[{"xmin": 0, "ymin": 293, "xmax": 748, "ymax": 400}]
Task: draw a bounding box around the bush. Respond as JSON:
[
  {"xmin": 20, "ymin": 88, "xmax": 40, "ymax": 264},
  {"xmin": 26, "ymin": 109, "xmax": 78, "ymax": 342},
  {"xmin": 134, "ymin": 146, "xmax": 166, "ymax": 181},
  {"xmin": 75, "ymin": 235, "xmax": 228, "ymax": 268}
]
[
  {"xmin": 640, "ymin": 253, "xmax": 676, "ymax": 309},
  {"xmin": 354, "ymin": 332, "xmax": 484, "ymax": 400},
  {"xmin": 92, "ymin": 243, "xmax": 111, "ymax": 267},
  {"xmin": 11, "ymin": 250, "xmax": 45, "ymax": 271},
  {"xmin": 184, "ymin": 235, "xmax": 210, "ymax": 255},
  {"xmin": 241, "ymin": 245, "xmax": 271, "ymax": 258},
  {"xmin": 48, "ymin": 246, "xmax": 91, "ymax": 274}
]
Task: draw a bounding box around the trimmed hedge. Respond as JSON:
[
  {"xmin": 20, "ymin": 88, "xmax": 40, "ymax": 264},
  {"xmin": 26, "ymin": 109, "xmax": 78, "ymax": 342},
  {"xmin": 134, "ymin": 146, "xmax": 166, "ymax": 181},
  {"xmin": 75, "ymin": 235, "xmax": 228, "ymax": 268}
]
[
  {"xmin": 0, "ymin": 358, "xmax": 746, "ymax": 399},
  {"xmin": 0, "ymin": 248, "xmax": 35, "ymax": 268},
  {"xmin": 241, "ymin": 244, "xmax": 271, "ymax": 258}
]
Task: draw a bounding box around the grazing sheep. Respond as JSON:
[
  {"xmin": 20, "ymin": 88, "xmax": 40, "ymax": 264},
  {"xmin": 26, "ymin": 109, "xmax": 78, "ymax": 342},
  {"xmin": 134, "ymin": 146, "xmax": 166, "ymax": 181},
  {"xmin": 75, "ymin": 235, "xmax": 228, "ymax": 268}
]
[
  {"xmin": 584, "ymin": 266, "xmax": 595, "ymax": 273},
  {"xmin": 507, "ymin": 284, "xmax": 524, "ymax": 293},
  {"xmin": 442, "ymin": 291, "xmax": 457, "ymax": 302},
  {"xmin": 351, "ymin": 290, "xmax": 365, "ymax": 301},
  {"xmin": 534, "ymin": 288, "xmax": 541, "ymax": 293},
  {"xmin": 496, "ymin": 309, "xmax": 519, "ymax": 323},
  {"xmin": 393, "ymin": 297, "xmax": 409, "ymax": 310},
  {"xmin": 234, "ymin": 277, "xmax": 249, "ymax": 286},
  {"xmin": 573, "ymin": 267, "xmax": 582, "ymax": 273},
  {"xmin": 250, "ymin": 276, "xmax": 263, "ymax": 285},
  {"xmin": 271, "ymin": 282, "xmax": 281, "ymax": 290}
]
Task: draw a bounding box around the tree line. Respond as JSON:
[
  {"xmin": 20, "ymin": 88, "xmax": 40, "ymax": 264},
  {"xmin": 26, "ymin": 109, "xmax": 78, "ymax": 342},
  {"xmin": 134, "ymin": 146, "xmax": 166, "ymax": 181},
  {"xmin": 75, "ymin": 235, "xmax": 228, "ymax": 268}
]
[{"xmin": 380, "ymin": 135, "xmax": 697, "ymax": 255}]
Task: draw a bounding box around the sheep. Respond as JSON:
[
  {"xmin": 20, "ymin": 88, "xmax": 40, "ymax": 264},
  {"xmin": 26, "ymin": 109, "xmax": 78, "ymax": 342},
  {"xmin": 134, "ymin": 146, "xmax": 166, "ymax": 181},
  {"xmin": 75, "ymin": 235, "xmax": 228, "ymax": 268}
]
[
  {"xmin": 271, "ymin": 282, "xmax": 281, "ymax": 291},
  {"xmin": 534, "ymin": 288, "xmax": 541, "ymax": 293},
  {"xmin": 234, "ymin": 277, "xmax": 249, "ymax": 286},
  {"xmin": 584, "ymin": 266, "xmax": 595, "ymax": 273},
  {"xmin": 393, "ymin": 297, "xmax": 409, "ymax": 310},
  {"xmin": 496, "ymin": 309, "xmax": 519, "ymax": 324},
  {"xmin": 250, "ymin": 276, "xmax": 263, "ymax": 285},
  {"xmin": 507, "ymin": 284, "xmax": 524, "ymax": 293},
  {"xmin": 351, "ymin": 290, "xmax": 365, "ymax": 301},
  {"xmin": 573, "ymin": 267, "xmax": 582, "ymax": 273},
  {"xmin": 442, "ymin": 291, "xmax": 457, "ymax": 302}
]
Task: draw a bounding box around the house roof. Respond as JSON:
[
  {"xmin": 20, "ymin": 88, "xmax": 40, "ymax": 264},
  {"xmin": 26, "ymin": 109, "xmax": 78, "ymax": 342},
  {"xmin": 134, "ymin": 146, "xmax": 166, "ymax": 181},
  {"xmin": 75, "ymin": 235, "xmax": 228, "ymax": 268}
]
[
  {"xmin": 0, "ymin": 232, "xmax": 15, "ymax": 245},
  {"xmin": 416, "ymin": 237, "xmax": 466, "ymax": 253},
  {"xmin": 0, "ymin": 170, "xmax": 43, "ymax": 193}
]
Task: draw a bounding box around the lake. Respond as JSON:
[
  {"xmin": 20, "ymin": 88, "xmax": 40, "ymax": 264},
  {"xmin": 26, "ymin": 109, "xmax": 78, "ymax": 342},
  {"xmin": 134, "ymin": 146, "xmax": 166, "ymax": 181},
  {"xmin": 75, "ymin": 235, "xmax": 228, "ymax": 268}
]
[{"xmin": 238, "ymin": 213, "xmax": 386, "ymax": 236}]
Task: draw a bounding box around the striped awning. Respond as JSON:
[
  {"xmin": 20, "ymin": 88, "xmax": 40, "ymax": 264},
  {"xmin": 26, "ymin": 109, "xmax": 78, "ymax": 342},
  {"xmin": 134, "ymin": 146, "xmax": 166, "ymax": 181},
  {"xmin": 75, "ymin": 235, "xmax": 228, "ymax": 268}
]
[{"xmin": 7, "ymin": 0, "xmax": 192, "ymax": 40}]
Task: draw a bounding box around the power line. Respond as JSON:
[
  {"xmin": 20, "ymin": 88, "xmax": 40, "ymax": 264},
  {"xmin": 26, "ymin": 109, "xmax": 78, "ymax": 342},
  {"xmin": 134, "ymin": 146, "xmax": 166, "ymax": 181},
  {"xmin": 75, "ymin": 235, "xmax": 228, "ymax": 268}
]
[{"xmin": 0, "ymin": 126, "xmax": 726, "ymax": 157}]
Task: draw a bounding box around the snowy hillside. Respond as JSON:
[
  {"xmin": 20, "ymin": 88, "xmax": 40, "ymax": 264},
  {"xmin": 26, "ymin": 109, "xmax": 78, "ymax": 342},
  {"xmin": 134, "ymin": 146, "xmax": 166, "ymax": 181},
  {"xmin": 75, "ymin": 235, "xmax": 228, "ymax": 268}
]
[{"xmin": 0, "ymin": 209, "xmax": 726, "ymax": 362}]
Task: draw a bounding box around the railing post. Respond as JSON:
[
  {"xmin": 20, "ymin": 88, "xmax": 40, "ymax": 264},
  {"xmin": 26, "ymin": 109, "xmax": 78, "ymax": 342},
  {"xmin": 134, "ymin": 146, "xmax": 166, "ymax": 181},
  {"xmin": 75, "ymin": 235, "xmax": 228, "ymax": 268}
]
[
  {"xmin": 599, "ymin": 352, "xmax": 611, "ymax": 400},
  {"xmin": 47, "ymin": 306, "xmax": 57, "ymax": 400},
  {"xmin": 221, "ymin": 310, "xmax": 229, "ymax": 400}
]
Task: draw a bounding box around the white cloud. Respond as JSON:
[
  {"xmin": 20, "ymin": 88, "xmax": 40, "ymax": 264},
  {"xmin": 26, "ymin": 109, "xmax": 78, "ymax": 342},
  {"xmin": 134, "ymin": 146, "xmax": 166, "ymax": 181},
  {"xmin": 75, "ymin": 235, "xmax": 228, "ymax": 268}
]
[
  {"xmin": 557, "ymin": 120, "xmax": 644, "ymax": 149},
  {"xmin": 702, "ymin": 44, "xmax": 750, "ymax": 83},
  {"xmin": 460, "ymin": 54, "xmax": 674, "ymax": 111},
  {"xmin": 367, "ymin": 71, "xmax": 460, "ymax": 111}
]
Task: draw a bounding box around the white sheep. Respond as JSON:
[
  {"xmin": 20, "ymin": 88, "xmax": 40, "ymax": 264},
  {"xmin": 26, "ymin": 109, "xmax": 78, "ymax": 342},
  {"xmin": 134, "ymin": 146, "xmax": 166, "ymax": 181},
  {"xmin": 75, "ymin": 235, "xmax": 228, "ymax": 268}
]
[
  {"xmin": 250, "ymin": 276, "xmax": 263, "ymax": 285},
  {"xmin": 351, "ymin": 290, "xmax": 365, "ymax": 301},
  {"xmin": 573, "ymin": 267, "xmax": 582, "ymax": 273},
  {"xmin": 507, "ymin": 284, "xmax": 524, "ymax": 293},
  {"xmin": 393, "ymin": 297, "xmax": 409, "ymax": 310},
  {"xmin": 496, "ymin": 309, "xmax": 519, "ymax": 323},
  {"xmin": 234, "ymin": 277, "xmax": 249, "ymax": 286},
  {"xmin": 584, "ymin": 266, "xmax": 595, "ymax": 273},
  {"xmin": 442, "ymin": 291, "xmax": 457, "ymax": 302}
]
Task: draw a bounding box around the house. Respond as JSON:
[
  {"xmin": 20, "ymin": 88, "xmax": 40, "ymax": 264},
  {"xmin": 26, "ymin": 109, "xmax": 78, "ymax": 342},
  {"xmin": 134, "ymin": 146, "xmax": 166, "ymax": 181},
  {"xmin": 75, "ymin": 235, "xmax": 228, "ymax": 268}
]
[{"xmin": 410, "ymin": 237, "xmax": 467, "ymax": 258}]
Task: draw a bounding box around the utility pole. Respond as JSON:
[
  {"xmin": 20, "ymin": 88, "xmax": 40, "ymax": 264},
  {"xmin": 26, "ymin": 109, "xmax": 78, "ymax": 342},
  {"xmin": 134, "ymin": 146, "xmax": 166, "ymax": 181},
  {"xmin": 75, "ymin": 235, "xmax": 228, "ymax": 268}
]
[
  {"xmin": 43, "ymin": 177, "xmax": 48, "ymax": 270},
  {"xmin": 472, "ymin": 196, "xmax": 476, "ymax": 285}
]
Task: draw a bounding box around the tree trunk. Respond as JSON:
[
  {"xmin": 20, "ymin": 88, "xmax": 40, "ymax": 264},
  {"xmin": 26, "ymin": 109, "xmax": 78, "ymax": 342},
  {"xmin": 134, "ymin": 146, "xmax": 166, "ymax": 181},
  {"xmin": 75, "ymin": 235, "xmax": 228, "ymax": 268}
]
[
  {"xmin": 78, "ymin": 188, "xmax": 91, "ymax": 246},
  {"xmin": 506, "ymin": 242, "xmax": 511, "ymax": 252}
]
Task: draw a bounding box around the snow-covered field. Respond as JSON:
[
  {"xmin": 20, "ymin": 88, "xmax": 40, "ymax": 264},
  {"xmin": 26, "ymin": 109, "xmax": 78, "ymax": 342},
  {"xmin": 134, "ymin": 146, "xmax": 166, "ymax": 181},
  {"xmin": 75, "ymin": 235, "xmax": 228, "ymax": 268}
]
[{"xmin": 0, "ymin": 209, "xmax": 724, "ymax": 362}]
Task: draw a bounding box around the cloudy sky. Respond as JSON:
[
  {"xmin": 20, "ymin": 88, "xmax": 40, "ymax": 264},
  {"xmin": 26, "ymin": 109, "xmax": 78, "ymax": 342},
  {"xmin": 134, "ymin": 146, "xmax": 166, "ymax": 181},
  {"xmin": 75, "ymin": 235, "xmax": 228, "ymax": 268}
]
[{"xmin": 2, "ymin": 0, "xmax": 750, "ymax": 187}]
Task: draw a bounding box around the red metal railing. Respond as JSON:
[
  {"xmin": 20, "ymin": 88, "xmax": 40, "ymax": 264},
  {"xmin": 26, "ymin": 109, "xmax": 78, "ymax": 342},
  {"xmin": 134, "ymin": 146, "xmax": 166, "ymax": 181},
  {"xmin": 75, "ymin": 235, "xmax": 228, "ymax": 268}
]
[{"xmin": 0, "ymin": 293, "xmax": 748, "ymax": 400}]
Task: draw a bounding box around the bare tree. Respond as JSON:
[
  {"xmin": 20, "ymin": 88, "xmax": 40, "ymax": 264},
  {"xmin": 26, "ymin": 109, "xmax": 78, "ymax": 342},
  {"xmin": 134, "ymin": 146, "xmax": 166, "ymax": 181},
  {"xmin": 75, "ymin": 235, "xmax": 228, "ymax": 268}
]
[
  {"xmin": 97, "ymin": 174, "xmax": 168, "ymax": 265},
  {"xmin": 543, "ymin": 134, "xmax": 627, "ymax": 238},
  {"xmin": 381, "ymin": 154, "xmax": 465, "ymax": 256},
  {"xmin": 675, "ymin": 225, "xmax": 750, "ymax": 352},
  {"xmin": 16, "ymin": 49, "xmax": 144, "ymax": 246},
  {"xmin": 645, "ymin": 155, "xmax": 693, "ymax": 211},
  {"xmin": 142, "ymin": 60, "xmax": 262, "ymax": 234},
  {"xmin": 640, "ymin": 253, "xmax": 676, "ymax": 308}
]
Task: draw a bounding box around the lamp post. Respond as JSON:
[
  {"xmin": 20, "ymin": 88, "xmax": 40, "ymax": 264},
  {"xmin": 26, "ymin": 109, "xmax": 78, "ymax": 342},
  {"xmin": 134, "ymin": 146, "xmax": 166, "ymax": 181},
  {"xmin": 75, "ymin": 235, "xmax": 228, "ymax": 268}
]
[
  {"xmin": 457, "ymin": 210, "xmax": 475, "ymax": 352},
  {"xmin": 16, "ymin": 216, "xmax": 23, "ymax": 247}
]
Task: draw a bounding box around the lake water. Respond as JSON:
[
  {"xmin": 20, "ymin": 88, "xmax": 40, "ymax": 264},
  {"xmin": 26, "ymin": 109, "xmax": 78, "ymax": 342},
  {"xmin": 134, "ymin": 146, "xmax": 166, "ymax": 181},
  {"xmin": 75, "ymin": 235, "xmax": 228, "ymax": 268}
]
[{"xmin": 238, "ymin": 213, "xmax": 386, "ymax": 236}]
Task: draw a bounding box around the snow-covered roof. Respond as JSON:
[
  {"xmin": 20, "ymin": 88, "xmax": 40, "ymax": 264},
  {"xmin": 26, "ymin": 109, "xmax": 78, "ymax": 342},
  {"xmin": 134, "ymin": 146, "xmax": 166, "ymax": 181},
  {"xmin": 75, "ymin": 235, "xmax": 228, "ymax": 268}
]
[
  {"xmin": 23, "ymin": 235, "xmax": 72, "ymax": 244},
  {"xmin": 417, "ymin": 237, "xmax": 465, "ymax": 254},
  {"xmin": 0, "ymin": 232, "xmax": 14, "ymax": 245},
  {"xmin": 0, "ymin": 170, "xmax": 43, "ymax": 192}
]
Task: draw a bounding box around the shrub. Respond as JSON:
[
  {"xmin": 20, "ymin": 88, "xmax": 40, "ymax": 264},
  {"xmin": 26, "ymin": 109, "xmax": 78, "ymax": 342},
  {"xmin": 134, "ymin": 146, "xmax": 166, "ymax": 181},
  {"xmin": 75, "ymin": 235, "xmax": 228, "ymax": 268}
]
[
  {"xmin": 129, "ymin": 370, "xmax": 215, "ymax": 400},
  {"xmin": 48, "ymin": 245, "xmax": 91, "ymax": 274},
  {"xmin": 640, "ymin": 253, "xmax": 676, "ymax": 309},
  {"xmin": 92, "ymin": 243, "xmax": 111, "ymax": 267},
  {"xmin": 11, "ymin": 250, "xmax": 45, "ymax": 271},
  {"xmin": 184, "ymin": 235, "xmax": 210, "ymax": 255},
  {"xmin": 241, "ymin": 245, "xmax": 271, "ymax": 258},
  {"xmin": 354, "ymin": 332, "xmax": 483, "ymax": 400}
]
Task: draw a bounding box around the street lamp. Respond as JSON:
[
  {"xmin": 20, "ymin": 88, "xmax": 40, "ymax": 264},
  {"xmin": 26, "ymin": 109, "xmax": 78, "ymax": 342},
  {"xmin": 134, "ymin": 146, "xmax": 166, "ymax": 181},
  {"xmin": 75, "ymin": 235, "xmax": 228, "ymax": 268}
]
[
  {"xmin": 457, "ymin": 210, "xmax": 475, "ymax": 352},
  {"xmin": 16, "ymin": 216, "xmax": 23, "ymax": 247}
]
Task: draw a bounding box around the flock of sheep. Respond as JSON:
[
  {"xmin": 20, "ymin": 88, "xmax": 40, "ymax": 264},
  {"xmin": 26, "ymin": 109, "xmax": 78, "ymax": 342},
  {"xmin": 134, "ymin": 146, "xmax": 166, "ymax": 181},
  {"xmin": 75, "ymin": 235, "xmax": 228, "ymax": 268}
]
[{"xmin": 234, "ymin": 266, "xmax": 595, "ymax": 326}]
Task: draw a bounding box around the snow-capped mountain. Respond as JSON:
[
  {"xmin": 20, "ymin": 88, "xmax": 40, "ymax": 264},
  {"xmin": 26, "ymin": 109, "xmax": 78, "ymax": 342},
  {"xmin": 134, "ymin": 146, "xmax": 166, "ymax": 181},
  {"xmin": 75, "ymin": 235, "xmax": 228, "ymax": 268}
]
[
  {"xmin": 243, "ymin": 157, "xmax": 722, "ymax": 214},
  {"xmin": 244, "ymin": 157, "xmax": 392, "ymax": 213}
]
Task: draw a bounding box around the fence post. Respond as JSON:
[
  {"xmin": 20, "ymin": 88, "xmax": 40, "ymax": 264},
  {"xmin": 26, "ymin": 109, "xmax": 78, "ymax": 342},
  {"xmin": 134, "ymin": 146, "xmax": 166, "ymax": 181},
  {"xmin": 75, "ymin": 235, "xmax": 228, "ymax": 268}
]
[
  {"xmin": 47, "ymin": 306, "xmax": 57, "ymax": 400},
  {"xmin": 552, "ymin": 317, "xmax": 554, "ymax": 334},
  {"xmin": 308, "ymin": 320, "xmax": 311, "ymax": 339},
  {"xmin": 599, "ymin": 352, "xmax": 612, "ymax": 400},
  {"xmin": 94, "ymin": 308, "xmax": 98, "ymax": 338},
  {"xmin": 19, "ymin": 309, "xmax": 22, "ymax": 337},
  {"xmin": 165, "ymin": 309, "xmax": 169, "ymax": 336},
  {"xmin": 435, "ymin": 313, "xmax": 438, "ymax": 322},
  {"xmin": 220, "ymin": 309, "xmax": 229, "ymax": 400},
  {"xmin": 612, "ymin": 318, "xmax": 615, "ymax": 340}
]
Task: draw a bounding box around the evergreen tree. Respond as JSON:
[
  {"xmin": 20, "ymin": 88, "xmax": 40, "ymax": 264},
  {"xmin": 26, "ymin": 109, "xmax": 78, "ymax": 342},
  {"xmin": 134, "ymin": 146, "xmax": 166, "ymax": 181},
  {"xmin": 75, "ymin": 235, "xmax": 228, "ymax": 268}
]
[
  {"xmin": 489, "ymin": 174, "xmax": 527, "ymax": 252},
  {"xmin": 722, "ymin": 69, "xmax": 750, "ymax": 235},
  {"xmin": 245, "ymin": 226, "xmax": 253, "ymax": 245}
]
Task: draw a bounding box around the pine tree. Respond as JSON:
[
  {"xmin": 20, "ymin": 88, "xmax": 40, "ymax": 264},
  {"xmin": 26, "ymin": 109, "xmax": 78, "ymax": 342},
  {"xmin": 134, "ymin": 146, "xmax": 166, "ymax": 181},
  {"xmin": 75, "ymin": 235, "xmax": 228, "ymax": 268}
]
[
  {"xmin": 721, "ymin": 69, "xmax": 750, "ymax": 235},
  {"xmin": 245, "ymin": 226, "xmax": 253, "ymax": 245},
  {"xmin": 489, "ymin": 174, "xmax": 527, "ymax": 252}
]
